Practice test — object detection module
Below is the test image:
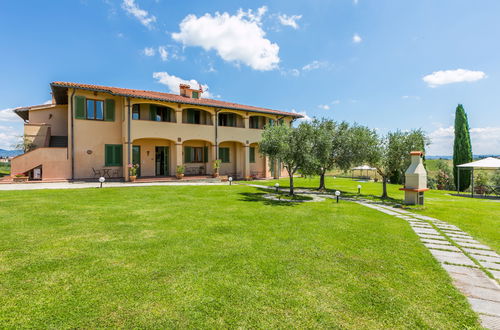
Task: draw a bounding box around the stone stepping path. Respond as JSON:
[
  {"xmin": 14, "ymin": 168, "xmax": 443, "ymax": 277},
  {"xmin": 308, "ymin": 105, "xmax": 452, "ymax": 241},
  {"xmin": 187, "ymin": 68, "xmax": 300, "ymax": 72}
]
[
  {"xmin": 355, "ymin": 200, "xmax": 500, "ymax": 329},
  {"xmin": 244, "ymin": 184, "xmax": 500, "ymax": 327}
]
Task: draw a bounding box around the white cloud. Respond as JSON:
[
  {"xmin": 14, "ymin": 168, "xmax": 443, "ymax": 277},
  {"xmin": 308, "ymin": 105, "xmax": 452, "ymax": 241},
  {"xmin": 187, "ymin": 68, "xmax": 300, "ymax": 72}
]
[
  {"xmin": 0, "ymin": 108, "xmax": 17, "ymax": 122},
  {"xmin": 331, "ymin": 100, "xmax": 340, "ymax": 105},
  {"xmin": 318, "ymin": 104, "xmax": 330, "ymax": 110},
  {"xmin": 290, "ymin": 109, "xmax": 311, "ymax": 122},
  {"xmin": 152, "ymin": 72, "xmax": 212, "ymax": 98},
  {"xmin": 352, "ymin": 33, "xmax": 362, "ymax": 43},
  {"xmin": 423, "ymin": 69, "xmax": 486, "ymax": 88},
  {"xmin": 158, "ymin": 46, "xmax": 168, "ymax": 61},
  {"xmin": 278, "ymin": 14, "xmax": 302, "ymax": 29},
  {"xmin": 0, "ymin": 125, "xmax": 21, "ymax": 149},
  {"xmin": 121, "ymin": 0, "xmax": 156, "ymax": 29},
  {"xmin": 353, "ymin": 0, "xmax": 359, "ymax": 4},
  {"xmin": 428, "ymin": 126, "xmax": 500, "ymax": 155},
  {"xmin": 402, "ymin": 95, "xmax": 421, "ymax": 101},
  {"xmin": 143, "ymin": 47, "xmax": 155, "ymax": 56},
  {"xmin": 171, "ymin": 7, "xmax": 280, "ymax": 71},
  {"xmin": 302, "ymin": 60, "xmax": 331, "ymax": 71}
]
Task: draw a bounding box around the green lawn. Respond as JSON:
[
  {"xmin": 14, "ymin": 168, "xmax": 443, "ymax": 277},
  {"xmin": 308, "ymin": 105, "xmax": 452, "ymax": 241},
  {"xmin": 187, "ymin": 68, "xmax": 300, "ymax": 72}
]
[
  {"xmin": 252, "ymin": 176, "xmax": 500, "ymax": 253},
  {"xmin": 0, "ymin": 163, "xmax": 10, "ymax": 177},
  {"xmin": 0, "ymin": 185, "xmax": 479, "ymax": 328}
]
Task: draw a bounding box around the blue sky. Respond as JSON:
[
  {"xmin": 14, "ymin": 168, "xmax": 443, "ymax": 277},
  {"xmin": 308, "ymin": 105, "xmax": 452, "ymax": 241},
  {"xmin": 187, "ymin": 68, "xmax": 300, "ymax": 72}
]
[{"xmin": 0, "ymin": 0, "xmax": 499, "ymax": 155}]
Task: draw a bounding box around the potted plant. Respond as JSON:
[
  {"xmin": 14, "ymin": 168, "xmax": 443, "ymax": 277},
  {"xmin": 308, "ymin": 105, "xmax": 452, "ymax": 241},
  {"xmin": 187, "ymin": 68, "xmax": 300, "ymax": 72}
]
[
  {"xmin": 13, "ymin": 173, "xmax": 28, "ymax": 183},
  {"xmin": 176, "ymin": 165, "xmax": 185, "ymax": 179},
  {"xmin": 128, "ymin": 163, "xmax": 139, "ymax": 182},
  {"xmin": 212, "ymin": 159, "xmax": 222, "ymax": 178}
]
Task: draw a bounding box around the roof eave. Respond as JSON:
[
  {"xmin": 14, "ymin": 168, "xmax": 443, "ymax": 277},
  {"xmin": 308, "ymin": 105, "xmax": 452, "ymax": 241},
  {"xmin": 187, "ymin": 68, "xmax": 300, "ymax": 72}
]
[{"xmin": 50, "ymin": 82, "xmax": 303, "ymax": 118}]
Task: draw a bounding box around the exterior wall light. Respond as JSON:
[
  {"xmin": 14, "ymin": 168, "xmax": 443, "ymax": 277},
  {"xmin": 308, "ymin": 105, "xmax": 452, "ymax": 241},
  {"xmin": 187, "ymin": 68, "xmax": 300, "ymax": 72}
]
[
  {"xmin": 99, "ymin": 176, "xmax": 105, "ymax": 188},
  {"xmin": 335, "ymin": 190, "xmax": 341, "ymax": 203}
]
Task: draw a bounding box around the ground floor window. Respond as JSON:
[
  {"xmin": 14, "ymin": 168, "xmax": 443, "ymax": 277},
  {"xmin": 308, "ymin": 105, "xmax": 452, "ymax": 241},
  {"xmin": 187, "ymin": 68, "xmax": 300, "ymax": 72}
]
[
  {"xmin": 185, "ymin": 146, "xmax": 208, "ymax": 163},
  {"xmin": 219, "ymin": 147, "xmax": 230, "ymax": 163},
  {"xmin": 105, "ymin": 144, "xmax": 123, "ymax": 166},
  {"xmin": 249, "ymin": 147, "xmax": 255, "ymax": 163}
]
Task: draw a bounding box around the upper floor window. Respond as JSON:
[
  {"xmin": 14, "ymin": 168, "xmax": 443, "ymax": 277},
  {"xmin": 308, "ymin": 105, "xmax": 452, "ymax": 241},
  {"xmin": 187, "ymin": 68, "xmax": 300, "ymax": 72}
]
[
  {"xmin": 186, "ymin": 109, "xmax": 201, "ymax": 124},
  {"xmin": 132, "ymin": 104, "xmax": 140, "ymax": 120},
  {"xmin": 249, "ymin": 116, "xmax": 261, "ymax": 129},
  {"xmin": 151, "ymin": 105, "xmax": 172, "ymax": 122},
  {"xmin": 192, "ymin": 91, "xmax": 199, "ymax": 99},
  {"xmin": 86, "ymin": 99, "xmax": 104, "ymax": 120},
  {"xmin": 218, "ymin": 113, "xmax": 236, "ymax": 127},
  {"xmin": 74, "ymin": 96, "xmax": 115, "ymax": 121}
]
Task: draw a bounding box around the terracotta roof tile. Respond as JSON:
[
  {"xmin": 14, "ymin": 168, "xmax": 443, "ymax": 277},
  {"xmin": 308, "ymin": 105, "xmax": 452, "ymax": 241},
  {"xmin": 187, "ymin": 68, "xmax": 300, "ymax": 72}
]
[{"xmin": 50, "ymin": 82, "xmax": 302, "ymax": 118}]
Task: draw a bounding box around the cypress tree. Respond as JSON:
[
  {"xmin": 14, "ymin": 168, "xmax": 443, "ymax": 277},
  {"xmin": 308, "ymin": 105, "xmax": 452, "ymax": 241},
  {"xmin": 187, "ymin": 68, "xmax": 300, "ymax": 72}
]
[{"xmin": 453, "ymin": 104, "xmax": 473, "ymax": 191}]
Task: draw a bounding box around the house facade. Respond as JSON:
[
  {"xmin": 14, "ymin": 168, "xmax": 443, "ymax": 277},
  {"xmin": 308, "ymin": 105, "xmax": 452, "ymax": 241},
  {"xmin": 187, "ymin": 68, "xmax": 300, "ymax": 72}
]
[{"xmin": 11, "ymin": 82, "xmax": 301, "ymax": 181}]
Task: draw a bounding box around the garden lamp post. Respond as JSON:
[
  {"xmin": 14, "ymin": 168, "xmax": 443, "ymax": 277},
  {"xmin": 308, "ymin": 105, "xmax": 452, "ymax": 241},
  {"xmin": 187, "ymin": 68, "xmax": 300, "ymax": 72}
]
[
  {"xmin": 99, "ymin": 176, "xmax": 105, "ymax": 188},
  {"xmin": 228, "ymin": 176, "xmax": 233, "ymax": 186},
  {"xmin": 275, "ymin": 182, "xmax": 280, "ymax": 193},
  {"xmin": 357, "ymin": 185, "xmax": 362, "ymax": 194},
  {"xmin": 335, "ymin": 190, "xmax": 341, "ymax": 203}
]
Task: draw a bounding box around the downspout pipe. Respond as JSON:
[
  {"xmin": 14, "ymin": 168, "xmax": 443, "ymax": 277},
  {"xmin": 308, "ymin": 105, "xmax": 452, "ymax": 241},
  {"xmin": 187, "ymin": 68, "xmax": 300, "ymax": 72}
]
[
  {"xmin": 215, "ymin": 109, "xmax": 220, "ymax": 159},
  {"xmin": 70, "ymin": 88, "xmax": 76, "ymax": 181},
  {"xmin": 127, "ymin": 97, "xmax": 131, "ymax": 171}
]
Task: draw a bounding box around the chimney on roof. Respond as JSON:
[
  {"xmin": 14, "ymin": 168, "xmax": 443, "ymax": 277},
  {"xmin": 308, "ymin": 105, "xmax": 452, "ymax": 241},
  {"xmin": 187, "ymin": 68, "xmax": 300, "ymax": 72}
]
[{"xmin": 179, "ymin": 83, "xmax": 202, "ymax": 99}]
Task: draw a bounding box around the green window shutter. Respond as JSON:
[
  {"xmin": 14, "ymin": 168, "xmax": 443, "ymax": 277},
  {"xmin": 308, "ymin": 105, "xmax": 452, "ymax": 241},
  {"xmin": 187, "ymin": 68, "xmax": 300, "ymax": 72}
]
[
  {"xmin": 166, "ymin": 108, "xmax": 171, "ymax": 122},
  {"xmin": 150, "ymin": 105, "xmax": 157, "ymax": 121},
  {"xmin": 75, "ymin": 96, "xmax": 86, "ymax": 119},
  {"xmin": 105, "ymin": 145, "xmax": 113, "ymax": 166},
  {"xmin": 184, "ymin": 146, "xmax": 192, "ymax": 163},
  {"xmin": 114, "ymin": 145, "xmax": 122, "ymax": 166},
  {"xmin": 203, "ymin": 146, "xmax": 208, "ymax": 162},
  {"xmin": 219, "ymin": 148, "xmax": 230, "ymax": 163},
  {"xmin": 249, "ymin": 147, "xmax": 255, "ymax": 163},
  {"xmin": 187, "ymin": 109, "xmax": 195, "ymax": 123},
  {"xmin": 104, "ymin": 99, "xmax": 115, "ymax": 121},
  {"xmin": 105, "ymin": 145, "xmax": 122, "ymax": 166},
  {"xmin": 228, "ymin": 114, "xmax": 235, "ymax": 126}
]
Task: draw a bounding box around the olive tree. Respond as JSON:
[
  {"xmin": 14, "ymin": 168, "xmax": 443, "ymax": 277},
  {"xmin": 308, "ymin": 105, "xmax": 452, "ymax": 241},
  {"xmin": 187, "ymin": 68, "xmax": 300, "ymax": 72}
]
[
  {"xmin": 258, "ymin": 122, "xmax": 314, "ymax": 195},
  {"xmin": 301, "ymin": 119, "xmax": 353, "ymax": 190}
]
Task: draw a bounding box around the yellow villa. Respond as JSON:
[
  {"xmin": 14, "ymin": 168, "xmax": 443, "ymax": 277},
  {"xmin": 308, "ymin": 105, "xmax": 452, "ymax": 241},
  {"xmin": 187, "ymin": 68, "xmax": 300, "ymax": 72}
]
[{"xmin": 11, "ymin": 82, "xmax": 301, "ymax": 181}]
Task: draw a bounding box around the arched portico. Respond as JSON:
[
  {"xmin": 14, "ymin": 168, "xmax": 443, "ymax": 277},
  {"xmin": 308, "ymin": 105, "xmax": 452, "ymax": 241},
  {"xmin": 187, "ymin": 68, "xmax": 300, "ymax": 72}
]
[
  {"xmin": 181, "ymin": 139, "xmax": 214, "ymax": 175},
  {"xmin": 131, "ymin": 138, "xmax": 176, "ymax": 177}
]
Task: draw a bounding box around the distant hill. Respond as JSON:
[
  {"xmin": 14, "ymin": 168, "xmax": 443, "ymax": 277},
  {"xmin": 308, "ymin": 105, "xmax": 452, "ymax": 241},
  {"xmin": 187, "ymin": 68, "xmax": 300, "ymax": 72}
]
[{"xmin": 0, "ymin": 149, "xmax": 23, "ymax": 157}]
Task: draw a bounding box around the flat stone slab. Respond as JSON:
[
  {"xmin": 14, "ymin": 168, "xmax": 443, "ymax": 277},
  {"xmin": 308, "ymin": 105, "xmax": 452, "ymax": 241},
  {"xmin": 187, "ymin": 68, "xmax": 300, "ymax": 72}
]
[
  {"xmin": 456, "ymin": 283, "xmax": 500, "ymax": 302},
  {"xmin": 452, "ymin": 237, "xmax": 481, "ymax": 244},
  {"xmin": 425, "ymin": 243, "xmax": 461, "ymax": 252},
  {"xmin": 446, "ymin": 233, "xmax": 474, "ymax": 240},
  {"xmin": 429, "ymin": 249, "xmax": 477, "ymax": 267},
  {"xmin": 470, "ymin": 254, "xmax": 500, "ymax": 264},
  {"xmin": 413, "ymin": 227, "xmax": 441, "ymax": 235},
  {"xmin": 417, "ymin": 233, "xmax": 446, "ymax": 240},
  {"xmin": 480, "ymin": 314, "xmax": 500, "ymax": 330},
  {"xmin": 490, "ymin": 270, "xmax": 500, "ymax": 280},
  {"xmin": 479, "ymin": 262, "xmax": 500, "ymax": 271},
  {"xmin": 464, "ymin": 249, "xmax": 500, "ymax": 258},
  {"xmin": 420, "ymin": 238, "xmax": 452, "ymax": 245},
  {"xmin": 467, "ymin": 297, "xmax": 500, "ymax": 317},
  {"xmin": 456, "ymin": 242, "xmax": 494, "ymax": 251}
]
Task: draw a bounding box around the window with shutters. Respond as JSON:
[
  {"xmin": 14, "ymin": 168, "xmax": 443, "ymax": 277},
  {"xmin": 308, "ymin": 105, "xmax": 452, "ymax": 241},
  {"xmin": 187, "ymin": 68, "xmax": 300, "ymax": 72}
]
[
  {"xmin": 218, "ymin": 113, "xmax": 237, "ymax": 127},
  {"xmin": 186, "ymin": 109, "xmax": 201, "ymax": 124},
  {"xmin": 150, "ymin": 106, "xmax": 172, "ymax": 122},
  {"xmin": 192, "ymin": 91, "xmax": 199, "ymax": 99},
  {"xmin": 249, "ymin": 116, "xmax": 261, "ymax": 129},
  {"xmin": 105, "ymin": 144, "xmax": 123, "ymax": 166},
  {"xmin": 219, "ymin": 147, "xmax": 230, "ymax": 163},
  {"xmin": 75, "ymin": 96, "xmax": 114, "ymax": 122},
  {"xmin": 249, "ymin": 147, "xmax": 256, "ymax": 163},
  {"xmin": 184, "ymin": 146, "xmax": 205, "ymax": 163},
  {"xmin": 86, "ymin": 99, "xmax": 104, "ymax": 120}
]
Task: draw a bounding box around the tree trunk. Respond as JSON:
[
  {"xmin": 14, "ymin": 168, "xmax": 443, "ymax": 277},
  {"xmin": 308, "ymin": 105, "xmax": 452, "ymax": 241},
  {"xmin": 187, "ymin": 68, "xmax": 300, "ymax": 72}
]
[
  {"xmin": 289, "ymin": 174, "xmax": 295, "ymax": 196},
  {"xmin": 381, "ymin": 176, "xmax": 388, "ymax": 199},
  {"xmin": 318, "ymin": 171, "xmax": 326, "ymax": 191}
]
